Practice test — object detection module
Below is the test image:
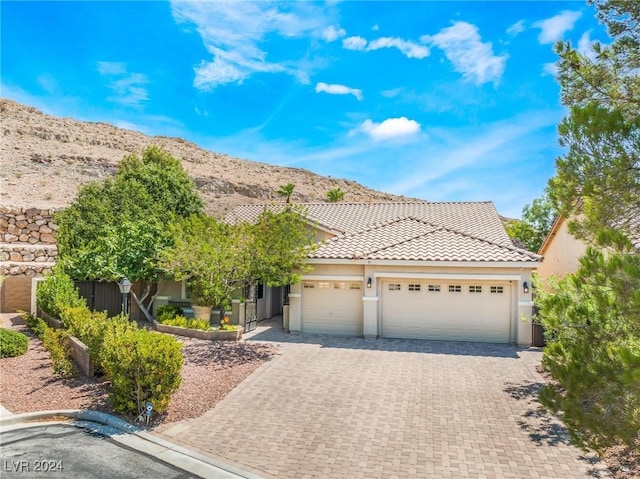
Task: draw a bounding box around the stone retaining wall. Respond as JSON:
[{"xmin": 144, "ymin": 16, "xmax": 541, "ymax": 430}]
[
  {"xmin": 0, "ymin": 206, "xmax": 58, "ymax": 280},
  {"xmin": 0, "ymin": 206, "xmax": 58, "ymax": 244}
]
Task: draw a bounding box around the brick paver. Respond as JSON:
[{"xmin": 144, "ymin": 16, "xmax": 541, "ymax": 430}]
[{"xmin": 154, "ymin": 319, "xmax": 609, "ymax": 479}]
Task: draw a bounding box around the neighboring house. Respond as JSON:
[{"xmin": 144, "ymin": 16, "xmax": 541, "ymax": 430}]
[
  {"xmin": 229, "ymin": 202, "xmax": 541, "ymax": 346},
  {"xmin": 536, "ymin": 215, "xmax": 588, "ymax": 286}
]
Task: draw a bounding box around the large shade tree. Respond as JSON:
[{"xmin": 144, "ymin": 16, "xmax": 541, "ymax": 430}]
[
  {"xmin": 537, "ymin": 0, "xmax": 640, "ymax": 453},
  {"xmin": 56, "ymin": 146, "xmax": 203, "ymax": 317}
]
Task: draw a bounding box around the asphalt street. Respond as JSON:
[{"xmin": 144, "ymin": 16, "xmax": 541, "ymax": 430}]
[{"xmin": 1, "ymin": 422, "xmax": 198, "ymax": 479}]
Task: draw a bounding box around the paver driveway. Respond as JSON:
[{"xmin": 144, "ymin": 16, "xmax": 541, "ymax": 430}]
[{"xmin": 155, "ymin": 320, "xmax": 609, "ymax": 479}]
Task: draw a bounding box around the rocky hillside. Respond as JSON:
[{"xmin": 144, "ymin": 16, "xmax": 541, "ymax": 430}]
[{"xmin": 0, "ymin": 99, "xmax": 407, "ymax": 216}]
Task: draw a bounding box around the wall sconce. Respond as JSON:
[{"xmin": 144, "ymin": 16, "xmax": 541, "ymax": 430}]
[
  {"xmin": 523, "ymin": 281, "xmax": 529, "ymax": 294},
  {"xmin": 366, "ymin": 277, "xmax": 372, "ymax": 289}
]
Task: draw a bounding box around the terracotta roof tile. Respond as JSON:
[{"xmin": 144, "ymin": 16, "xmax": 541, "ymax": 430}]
[{"xmin": 227, "ymin": 202, "xmax": 540, "ymax": 263}]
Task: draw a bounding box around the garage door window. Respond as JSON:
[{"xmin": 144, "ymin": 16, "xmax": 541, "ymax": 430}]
[
  {"xmin": 388, "ymin": 283, "xmax": 401, "ymax": 291},
  {"xmin": 349, "ymin": 283, "xmax": 361, "ymax": 290},
  {"xmin": 408, "ymin": 284, "xmax": 421, "ymax": 291},
  {"xmin": 334, "ymin": 282, "xmax": 346, "ymax": 289},
  {"xmin": 428, "ymin": 284, "xmax": 441, "ymax": 292},
  {"xmin": 448, "ymin": 285, "xmax": 462, "ymax": 292},
  {"xmin": 318, "ymin": 281, "xmax": 330, "ymax": 289},
  {"xmin": 469, "ymin": 285, "xmax": 482, "ymax": 293},
  {"xmin": 490, "ymin": 286, "xmax": 504, "ymax": 294},
  {"xmin": 303, "ymin": 282, "xmax": 315, "ymax": 289}
]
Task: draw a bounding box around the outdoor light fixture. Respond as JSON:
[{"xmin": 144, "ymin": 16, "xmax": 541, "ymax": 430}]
[
  {"xmin": 118, "ymin": 277, "xmax": 132, "ymax": 316},
  {"xmin": 367, "ymin": 277, "xmax": 372, "ymax": 289},
  {"xmin": 523, "ymin": 281, "xmax": 529, "ymax": 294}
]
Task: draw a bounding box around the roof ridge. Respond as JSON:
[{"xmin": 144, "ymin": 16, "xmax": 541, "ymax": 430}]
[
  {"xmin": 351, "ymin": 216, "xmax": 444, "ymax": 259},
  {"xmin": 342, "ymin": 215, "xmax": 540, "ymax": 261}
]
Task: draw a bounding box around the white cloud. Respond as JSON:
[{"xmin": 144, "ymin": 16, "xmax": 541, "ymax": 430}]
[
  {"xmin": 322, "ymin": 25, "xmax": 346, "ymax": 42},
  {"xmin": 342, "ymin": 36, "xmax": 367, "ymax": 51},
  {"xmin": 97, "ymin": 62, "xmax": 148, "ymax": 107},
  {"xmin": 354, "ymin": 117, "xmax": 421, "ymax": 141},
  {"xmin": 385, "ymin": 111, "xmax": 559, "ymax": 195},
  {"xmin": 507, "ymin": 20, "xmax": 525, "ymax": 36},
  {"xmin": 534, "ymin": 10, "xmax": 582, "ymax": 44},
  {"xmin": 423, "ymin": 22, "xmax": 507, "ymax": 85},
  {"xmin": 315, "ymin": 82, "xmax": 363, "ymax": 100},
  {"xmin": 577, "ymin": 30, "xmax": 598, "ymax": 60},
  {"xmin": 171, "ymin": 1, "xmax": 335, "ymax": 89},
  {"xmin": 381, "ymin": 87, "xmax": 403, "ymax": 98},
  {"xmin": 542, "ymin": 62, "xmax": 558, "ymax": 76},
  {"xmin": 367, "ymin": 37, "xmax": 430, "ymax": 59},
  {"xmin": 96, "ymin": 61, "xmax": 127, "ymax": 76},
  {"xmin": 343, "ymin": 35, "xmax": 429, "ymax": 59}
]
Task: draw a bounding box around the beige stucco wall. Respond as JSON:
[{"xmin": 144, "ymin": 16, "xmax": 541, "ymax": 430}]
[
  {"xmin": 0, "ymin": 276, "xmax": 33, "ymax": 313},
  {"xmin": 537, "ymin": 218, "xmax": 587, "ymax": 287}
]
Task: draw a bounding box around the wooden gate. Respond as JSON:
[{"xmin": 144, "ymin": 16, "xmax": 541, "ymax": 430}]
[{"xmin": 75, "ymin": 281, "xmax": 123, "ymax": 317}]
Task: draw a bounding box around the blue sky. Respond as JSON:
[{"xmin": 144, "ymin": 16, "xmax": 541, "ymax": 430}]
[{"xmin": 1, "ymin": 1, "xmax": 607, "ymax": 217}]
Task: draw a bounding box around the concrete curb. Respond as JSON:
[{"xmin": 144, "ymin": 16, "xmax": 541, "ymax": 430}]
[{"xmin": 0, "ymin": 410, "xmax": 265, "ymax": 479}]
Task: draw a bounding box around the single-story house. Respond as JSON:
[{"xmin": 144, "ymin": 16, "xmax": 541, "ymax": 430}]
[{"xmin": 228, "ymin": 202, "xmax": 541, "ymax": 346}]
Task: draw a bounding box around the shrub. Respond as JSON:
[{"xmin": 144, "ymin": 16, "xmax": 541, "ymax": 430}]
[
  {"xmin": 36, "ymin": 267, "xmax": 86, "ymax": 319},
  {"xmin": 19, "ymin": 310, "xmax": 48, "ymax": 340},
  {"xmin": 156, "ymin": 303, "xmax": 183, "ymax": 320},
  {"xmin": 0, "ymin": 328, "xmax": 29, "ymax": 358},
  {"xmin": 62, "ymin": 307, "xmax": 131, "ymax": 374},
  {"xmin": 42, "ymin": 327, "xmax": 75, "ymax": 377},
  {"xmin": 158, "ymin": 315, "xmax": 210, "ymax": 331},
  {"xmin": 101, "ymin": 323, "xmax": 183, "ymax": 415}
]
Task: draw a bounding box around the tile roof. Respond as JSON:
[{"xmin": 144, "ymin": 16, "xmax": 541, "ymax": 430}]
[
  {"xmin": 227, "ymin": 202, "xmax": 541, "ymax": 263},
  {"xmin": 311, "ymin": 217, "xmax": 541, "ymax": 262}
]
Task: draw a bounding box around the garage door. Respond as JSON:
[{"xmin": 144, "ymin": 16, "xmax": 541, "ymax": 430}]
[
  {"xmin": 381, "ymin": 280, "xmax": 511, "ymax": 342},
  {"xmin": 302, "ymin": 280, "xmax": 363, "ymax": 336}
]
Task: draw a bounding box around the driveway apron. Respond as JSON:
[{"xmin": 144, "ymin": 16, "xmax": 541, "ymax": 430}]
[{"xmin": 154, "ymin": 325, "xmax": 609, "ymax": 479}]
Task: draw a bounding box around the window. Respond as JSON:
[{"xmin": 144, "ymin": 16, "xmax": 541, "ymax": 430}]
[
  {"xmin": 388, "ymin": 283, "xmax": 401, "ymax": 291},
  {"xmin": 408, "ymin": 284, "xmax": 421, "ymax": 291},
  {"xmin": 334, "ymin": 282, "xmax": 346, "ymax": 289},
  {"xmin": 349, "ymin": 283, "xmax": 361, "ymax": 290},
  {"xmin": 448, "ymin": 285, "xmax": 461, "ymax": 293},
  {"xmin": 318, "ymin": 281, "xmax": 330, "ymax": 289},
  {"xmin": 257, "ymin": 283, "xmax": 265, "ymax": 299},
  {"xmin": 303, "ymin": 282, "xmax": 315, "ymax": 289},
  {"xmin": 490, "ymin": 286, "xmax": 504, "ymax": 294},
  {"xmin": 428, "ymin": 284, "xmax": 441, "ymax": 292},
  {"xmin": 469, "ymin": 285, "xmax": 482, "ymax": 293}
]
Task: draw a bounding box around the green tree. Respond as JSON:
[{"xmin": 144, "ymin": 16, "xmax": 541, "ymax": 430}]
[
  {"xmin": 158, "ymin": 215, "xmax": 251, "ymax": 310},
  {"xmin": 326, "ymin": 188, "xmax": 345, "ymax": 203},
  {"xmin": 276, "ymin": 182, "xmax": 295, "ymax": 203},
  {"xmin": 505, "ymin": 191, "xmax": 557, "ymax": 252},
  {"xmin": 159, "ymin": 206, "xmax": 316, "ymax": 317},
  {"xmin": 550, "ymin": 0, "xmax": 639, "ymax": 245},
  {"xmin": 56, "ymin": 146, "xmax": 203, "ymax": 282},
  {"xmin": 538, "ymin": 0, "xmax": 640, "ymax": 453},
  {"xmin": 536, "ymin": 247, "xmax": 640, "ymax": 450}
]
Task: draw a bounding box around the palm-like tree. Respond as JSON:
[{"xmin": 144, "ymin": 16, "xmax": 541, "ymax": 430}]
[
  {"xmin": 326, "ymin": 188, "xmax": 345, "ymax": 203},
  {"xmin": 277, "ymin": 183, "xmax": 295, "ymax": 203}
]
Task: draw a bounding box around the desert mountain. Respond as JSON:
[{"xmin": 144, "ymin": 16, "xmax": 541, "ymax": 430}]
[{"xmin": 0, "ymin": 99, "xmax": 408, "ymax": 216}]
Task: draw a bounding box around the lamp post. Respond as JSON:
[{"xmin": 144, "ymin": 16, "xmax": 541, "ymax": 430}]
[{"xmin": 118, "ymin": 277, "xmax": 132, "ymax": 316}]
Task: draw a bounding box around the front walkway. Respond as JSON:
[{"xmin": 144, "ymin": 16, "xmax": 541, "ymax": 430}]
[{"xmin": 154, "ymin": 318, "xmax": 609, "ymax": 479}]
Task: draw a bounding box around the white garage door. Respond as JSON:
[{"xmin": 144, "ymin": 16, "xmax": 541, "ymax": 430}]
[
  {"xmin": 381, "ymin": 280, "xmax": 511, "ymax": 343},
  {"xmin": 302, "ymin": 280, "xmax": 363, "ymax": 336}
]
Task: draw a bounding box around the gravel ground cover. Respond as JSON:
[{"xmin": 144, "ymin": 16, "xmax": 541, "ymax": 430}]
[{"xmin": 0, "ymin": 313, "xmax": 276, "ymax": 426}]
